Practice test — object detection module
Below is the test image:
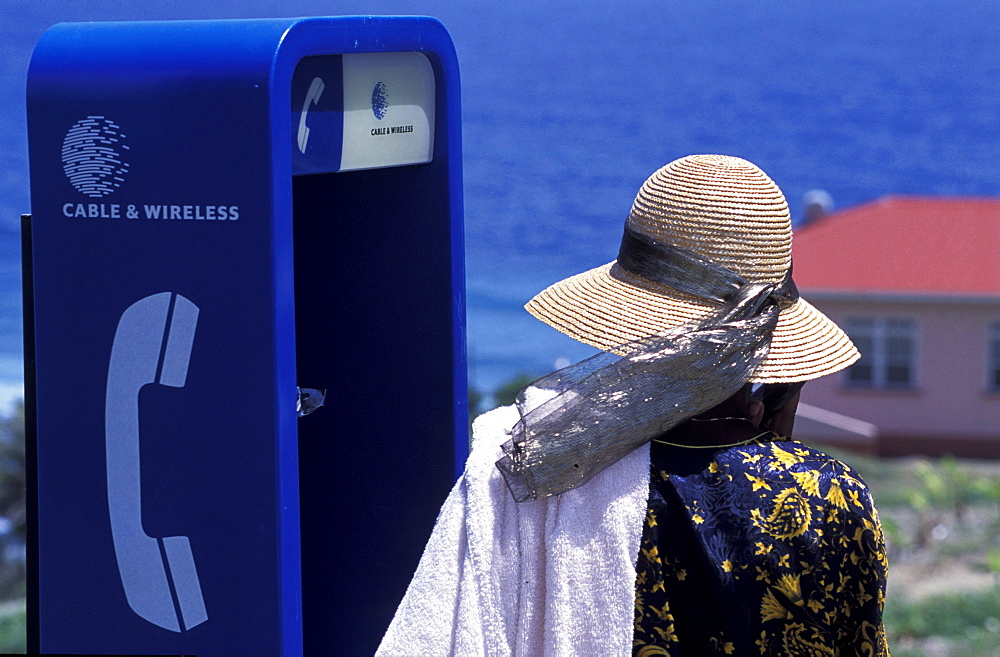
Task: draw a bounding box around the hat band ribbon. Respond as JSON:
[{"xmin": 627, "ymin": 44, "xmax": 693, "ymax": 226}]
[
  {"xmin": 616, "ymin": 224, "xmax": 798, "ymax": 308},
  {"xmin": 495, "ymin": 226, "xmax": 797, "ymax": 502}
]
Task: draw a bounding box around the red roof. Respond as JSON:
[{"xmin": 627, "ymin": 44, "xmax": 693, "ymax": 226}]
[{"xmin": 792, "ymin": 196, "xmax": 1000, "ymax": 297}]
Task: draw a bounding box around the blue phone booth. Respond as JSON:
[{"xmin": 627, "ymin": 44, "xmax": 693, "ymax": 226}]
[{"xmin": 24, "ymin": 17, "xmax": 466, "ymax": 655}]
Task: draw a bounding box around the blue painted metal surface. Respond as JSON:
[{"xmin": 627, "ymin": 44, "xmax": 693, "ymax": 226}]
[{"xmin": 26, "ymin": 17, "xmax": 466, "ymax": 655}]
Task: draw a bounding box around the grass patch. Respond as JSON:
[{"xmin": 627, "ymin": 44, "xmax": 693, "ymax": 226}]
[
  {"xmin": 0, "ymin": 599, "xmax": 24, "ymax": 654},
  {"xmin": 885, "ymin": 586, "xmax": 1000, "ymax": 656}
]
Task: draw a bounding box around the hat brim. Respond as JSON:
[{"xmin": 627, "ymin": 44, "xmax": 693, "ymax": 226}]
[{"xmin": 525, "ymin": 261, "xmax": 859, "ymax": 384}]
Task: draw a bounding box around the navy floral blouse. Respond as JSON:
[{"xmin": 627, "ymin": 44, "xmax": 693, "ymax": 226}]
[{"xmin": 633, "ymin": 433, "xmax": 889, "ymax": 656}]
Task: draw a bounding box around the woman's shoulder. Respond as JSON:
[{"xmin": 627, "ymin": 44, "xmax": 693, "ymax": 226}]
[
  {"xmin": 720, "ymin": 436, "xmax": 878, "ymax": 507},
  {"xmin": 731, "ymin": 436, "xmax": 866, "ymax": 474}
]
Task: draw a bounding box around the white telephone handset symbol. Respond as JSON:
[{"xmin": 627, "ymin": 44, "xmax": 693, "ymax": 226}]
[
  {"xmin": 297, "ymin": 76, "xmax": 325, "ymax": 154},
  {"xmin": 106, "ymin": 292, "xmax": 207, "ymax": 632}
]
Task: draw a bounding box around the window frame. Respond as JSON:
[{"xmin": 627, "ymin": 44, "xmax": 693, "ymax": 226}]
[
  {"xmin": 988, "ymin": 321, "xmax": 1000, "ymax": 392},
  {"xmin": 842, "ymin": 316, "xmax": 919, "ymax": 390}
]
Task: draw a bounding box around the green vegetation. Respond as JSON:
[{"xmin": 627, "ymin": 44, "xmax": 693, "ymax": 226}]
[
  {"xmin": 0, "ymin": 403, "xmax": 25, "ymax": 655},
  {"xmin": 468, "ymin": 371, "xmax": 540, "ymax": 419},
  {"xmin": 0, "ymin": 600, "xmax": 24, "ymax": 654},
  {"xmin": 493, "ymin": 373, "xmax": 541, "ymax": 409},
  {"xmin": 0, "ymin": 403, "xmax": 24, "ymax": 603},
  {"xmin": 885, "ymin": 589, "xmax": 1000, "ymax": 657}
]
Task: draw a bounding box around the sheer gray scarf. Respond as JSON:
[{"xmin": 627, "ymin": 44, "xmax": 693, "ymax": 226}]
[{"xmin": 496, "ymin": 225, "xmax": 798, "ymax": 502}]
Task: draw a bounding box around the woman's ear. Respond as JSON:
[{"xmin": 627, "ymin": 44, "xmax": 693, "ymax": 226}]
[{"xmin": 762, "ymin": 389, "xmax": 802, "ymax": 438}]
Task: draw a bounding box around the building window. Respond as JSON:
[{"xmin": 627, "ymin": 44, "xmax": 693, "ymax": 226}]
[
  {"xmin": 989, "ymin": 322, "xmax": 1000, "ymax": 391},
  {"xmin": 844, "ymin": 317, "xmax": 917, "ymax": 388}
]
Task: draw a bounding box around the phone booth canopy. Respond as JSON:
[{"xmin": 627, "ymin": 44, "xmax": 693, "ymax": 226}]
[{"xmin": 24, "ymin": 17, "xmax": 466, "ymax": 655}]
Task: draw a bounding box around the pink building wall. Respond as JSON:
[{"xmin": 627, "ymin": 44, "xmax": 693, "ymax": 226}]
[{"xmin": 801, "ymin": 297, "xmax": 1000, "ymax": 441}]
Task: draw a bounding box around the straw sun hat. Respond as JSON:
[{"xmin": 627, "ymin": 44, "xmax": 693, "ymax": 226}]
[{"xmin": 525, "ymin": 154, "xmax": 859, "ymax": 383}]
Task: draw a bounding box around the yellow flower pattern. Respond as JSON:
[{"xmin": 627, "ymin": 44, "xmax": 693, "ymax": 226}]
[{"xmin": 633, "ymin": 434, "xmax": 889, "ymax": 656}]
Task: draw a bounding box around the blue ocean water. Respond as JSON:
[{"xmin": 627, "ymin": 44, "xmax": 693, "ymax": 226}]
[{"xmin": 0, "ymin": 0, "xmax": 997, "ymax": 404}]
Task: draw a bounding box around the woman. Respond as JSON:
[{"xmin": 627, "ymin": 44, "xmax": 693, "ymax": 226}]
[{"xmin": 379, "ymin": 154, "xmax": 888, "ymax": 656}]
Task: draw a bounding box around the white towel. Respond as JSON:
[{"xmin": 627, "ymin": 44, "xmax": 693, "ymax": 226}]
[{"xmin": 377, "ymin": 392, "xmax": 650, "ymax": 657}]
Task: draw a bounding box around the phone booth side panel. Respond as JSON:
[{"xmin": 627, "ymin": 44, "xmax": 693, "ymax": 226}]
[{"xmin": 272, "ymin": 18, "xmax": 467, "ymax": 653}]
